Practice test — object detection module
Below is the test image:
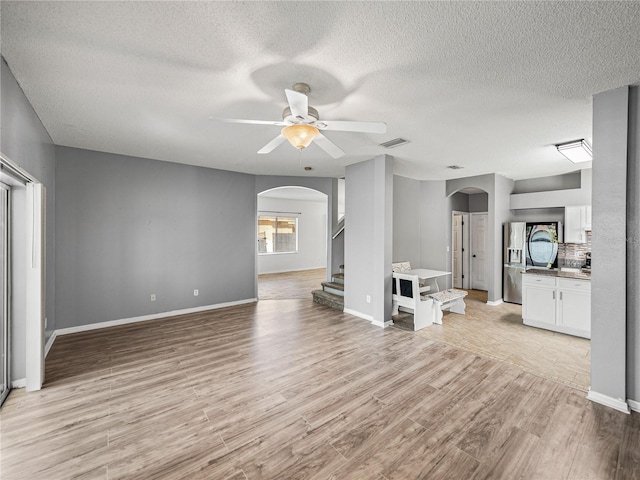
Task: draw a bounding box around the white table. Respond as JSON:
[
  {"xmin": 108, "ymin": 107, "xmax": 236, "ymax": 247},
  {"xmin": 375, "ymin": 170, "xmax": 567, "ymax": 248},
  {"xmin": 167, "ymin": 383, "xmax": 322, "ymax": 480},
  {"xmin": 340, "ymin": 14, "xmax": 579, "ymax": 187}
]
[{"xmin": 406, "ymin": 269, "xmax": 451, "ymax": 292}]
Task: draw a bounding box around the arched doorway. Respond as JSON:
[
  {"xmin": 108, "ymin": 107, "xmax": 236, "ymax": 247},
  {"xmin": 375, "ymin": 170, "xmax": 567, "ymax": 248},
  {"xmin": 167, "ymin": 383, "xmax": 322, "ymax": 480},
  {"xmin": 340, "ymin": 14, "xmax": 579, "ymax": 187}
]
[
  {"xmin": 449, "ymin": 187, "xmax": 489, "ymax": 292},
  {"xmin": 256, "ymin": 186, "xmax": 328, "ymax": 299}
]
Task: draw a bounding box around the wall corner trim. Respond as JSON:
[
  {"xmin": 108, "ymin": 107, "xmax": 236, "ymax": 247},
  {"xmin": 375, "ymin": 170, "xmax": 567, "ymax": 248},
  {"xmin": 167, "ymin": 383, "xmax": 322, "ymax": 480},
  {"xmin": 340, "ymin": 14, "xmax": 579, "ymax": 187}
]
[
  {"xmin": 586, "ymin": 388, "xmax": 630, "ymax": 414},
  {"xmin": 486, "ymin": 299, "xmax": 503, "ymax": 306},
  {"xmin": 344, "ymin": 308, "xmax": 375, "ymax": 323},
  {"xmin": 628, "ymin": 399, "xmax": 640, "ymax": 413},
  {"xmin": 44, "ymin": 331, "xmax": 57, "ymax": 358},
  {"xmin": 55, "ymin": 298, "xmax": 258, "ymax": 336}
]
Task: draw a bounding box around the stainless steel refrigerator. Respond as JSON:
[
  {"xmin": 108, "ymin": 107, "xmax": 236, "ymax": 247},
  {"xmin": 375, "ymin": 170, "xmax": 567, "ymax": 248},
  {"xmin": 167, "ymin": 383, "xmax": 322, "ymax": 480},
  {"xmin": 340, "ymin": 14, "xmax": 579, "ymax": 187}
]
[{"xmin": 503, "ymin": 222, "xmax": 526, "ymax": 304}]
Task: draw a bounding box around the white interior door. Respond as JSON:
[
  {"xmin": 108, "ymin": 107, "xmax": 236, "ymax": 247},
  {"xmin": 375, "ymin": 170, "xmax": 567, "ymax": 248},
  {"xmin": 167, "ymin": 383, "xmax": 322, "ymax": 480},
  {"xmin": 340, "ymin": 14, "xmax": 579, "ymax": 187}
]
[
  {"xmin": 453, "ymin": 214, "xmax": 463, "ymax": 288},
  {"xmin": 471, "ymin": 213, "xmax": 488, "ymax": 291}
]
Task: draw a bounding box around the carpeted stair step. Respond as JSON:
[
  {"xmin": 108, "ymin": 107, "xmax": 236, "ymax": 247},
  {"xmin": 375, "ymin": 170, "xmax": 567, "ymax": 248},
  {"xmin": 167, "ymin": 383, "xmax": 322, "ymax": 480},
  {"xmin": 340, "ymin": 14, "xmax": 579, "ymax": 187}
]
[
  {"xmin": 321, "ymin": 281, "xmax": 344, "ymax": 296},
  {"xmin": 312, "ymin": 289, "xmax": 344, "ymax": 310},
  {"xmin": 332, "ymin": 273, "xmax": 344, "ymax": 284}
]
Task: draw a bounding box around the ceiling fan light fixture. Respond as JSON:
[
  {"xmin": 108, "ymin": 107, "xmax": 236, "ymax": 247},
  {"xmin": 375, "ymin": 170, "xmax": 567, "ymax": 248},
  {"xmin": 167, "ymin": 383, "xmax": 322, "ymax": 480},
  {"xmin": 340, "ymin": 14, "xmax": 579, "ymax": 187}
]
[{"xmin": 281, "ymin": 124, "xmax": 319, "ymax": 150}]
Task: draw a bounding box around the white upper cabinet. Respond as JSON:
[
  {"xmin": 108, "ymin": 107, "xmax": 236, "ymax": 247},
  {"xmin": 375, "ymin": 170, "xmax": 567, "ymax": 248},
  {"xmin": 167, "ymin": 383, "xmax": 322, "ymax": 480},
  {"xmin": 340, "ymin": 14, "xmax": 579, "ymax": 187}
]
[{"xmin": 564, "ymin": 205, "xmax": 591, "ymax": 243}]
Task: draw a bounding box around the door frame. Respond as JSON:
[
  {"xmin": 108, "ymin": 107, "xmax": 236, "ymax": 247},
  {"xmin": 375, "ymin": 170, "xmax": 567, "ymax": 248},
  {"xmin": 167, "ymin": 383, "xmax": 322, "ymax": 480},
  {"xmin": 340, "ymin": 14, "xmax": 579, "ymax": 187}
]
[
  {"xmin": 0, "ymin": 184, "xmax": 9, "ymax": 407},
  {"xmin": 451, "ymin": 211, "xmax": 470, "ymax": 290}
]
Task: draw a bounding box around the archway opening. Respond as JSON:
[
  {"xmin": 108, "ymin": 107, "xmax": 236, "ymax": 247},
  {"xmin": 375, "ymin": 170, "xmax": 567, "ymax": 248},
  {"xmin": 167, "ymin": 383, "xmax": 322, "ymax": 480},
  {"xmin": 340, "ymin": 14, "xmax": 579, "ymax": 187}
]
[{"xmin": 257, "ymin": 186, "xmax": 328, "ymax": 300}]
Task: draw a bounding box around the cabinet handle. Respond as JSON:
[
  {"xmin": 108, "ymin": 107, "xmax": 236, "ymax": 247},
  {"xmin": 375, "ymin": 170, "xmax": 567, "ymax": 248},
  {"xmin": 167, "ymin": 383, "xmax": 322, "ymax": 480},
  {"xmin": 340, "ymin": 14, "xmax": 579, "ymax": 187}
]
[
  {"xmin": 560, "ymin": 291, "xmax": 563, "ymax": 301},
  {"xmin": 553, "ymin": 291, "xmax": 556, "ymax": 300}
]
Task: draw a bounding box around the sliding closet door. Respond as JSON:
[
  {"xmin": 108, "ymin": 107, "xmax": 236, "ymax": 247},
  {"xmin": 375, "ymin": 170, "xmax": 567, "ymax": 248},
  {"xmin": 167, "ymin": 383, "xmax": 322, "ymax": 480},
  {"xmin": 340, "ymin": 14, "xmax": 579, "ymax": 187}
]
[{"xmin": 0, "ymin": 184, "xmax": 9, "ymax": 406}]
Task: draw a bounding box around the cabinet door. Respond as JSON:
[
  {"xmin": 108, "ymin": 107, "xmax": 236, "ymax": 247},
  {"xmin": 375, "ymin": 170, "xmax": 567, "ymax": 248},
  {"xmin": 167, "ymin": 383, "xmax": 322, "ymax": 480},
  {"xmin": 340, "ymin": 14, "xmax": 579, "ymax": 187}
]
[
  {"xmin": 565, "ymin": 206, "xmax": 586, "ymax": 244},
  {"xmin": 558, "ymin": 289, "xmax": 590, "ymax": 334},
  {"xmin": 523, "ymin": 285, "xmax": 556, "ymax": 326}
]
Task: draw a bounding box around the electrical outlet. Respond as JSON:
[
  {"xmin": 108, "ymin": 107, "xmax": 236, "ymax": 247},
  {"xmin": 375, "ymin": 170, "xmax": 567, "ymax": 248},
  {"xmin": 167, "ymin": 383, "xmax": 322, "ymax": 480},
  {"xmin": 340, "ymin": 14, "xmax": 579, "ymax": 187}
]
[
  {"xmin": 366, "ymin": 295, "xmax": 371, "ymax": 303},
  {"xmin": 194, "ymin": 289, "xmax": 199, "ymax": 296},
  {"xmin": 150, "ymin": 294, "xmax": 156, "ymax": 301}
]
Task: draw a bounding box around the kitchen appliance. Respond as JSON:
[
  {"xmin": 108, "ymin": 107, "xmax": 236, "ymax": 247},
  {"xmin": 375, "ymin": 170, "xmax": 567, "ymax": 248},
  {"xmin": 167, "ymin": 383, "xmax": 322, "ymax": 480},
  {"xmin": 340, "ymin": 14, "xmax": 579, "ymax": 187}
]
[
  {"xmin": 584, "ymin": 252, "xmax": 592, "ymax": 270},
  {"xmin": 503, "ymin": 222, "xmax": 526, "ymax": 304},
  {"xmin": 525, "ymin": 222, "xmax": 562, "ymax": 269}
]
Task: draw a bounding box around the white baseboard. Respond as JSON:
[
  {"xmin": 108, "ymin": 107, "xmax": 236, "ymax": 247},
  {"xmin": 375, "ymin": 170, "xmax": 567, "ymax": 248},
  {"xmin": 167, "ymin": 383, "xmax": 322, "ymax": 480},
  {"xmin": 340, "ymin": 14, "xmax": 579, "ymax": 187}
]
[
  {"xmin": 628, "ymin": 399, "xmax": 640, "ymax": 413},
  {"xmin": 587, "ymin": 388, "xmax": 630, "ymax": 414},
  {"xmin": 44, "ymin": 331, "xmax": 57, "ymax": 358},
  {"xmin": 486, "ymin": 299, "xmax": 503, "ymax": 306},
  {"xmin": 11, "ymin": 378, "xmax": 26, "ymax": 388},
  {"xmin": 371, "ymin": 319, "xmax": 394, "ymax": 328},
  {"xmin": 56, "ymin": 298, "xmax": 258, "ymax": 336},
  {"xmin": 258, "ymin": 266, "xmax": 326, "ymax": 275},
  {"xmin": 344, "ymin": 308, "xmax": 374, "ymax": 323}
]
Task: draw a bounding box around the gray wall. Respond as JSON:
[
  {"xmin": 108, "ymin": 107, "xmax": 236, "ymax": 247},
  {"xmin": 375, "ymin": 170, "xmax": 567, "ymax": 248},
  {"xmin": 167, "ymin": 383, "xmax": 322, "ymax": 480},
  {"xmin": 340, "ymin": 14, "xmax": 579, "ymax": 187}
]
[
  {"xmin": 393, "ymin": 175, "xmax": 422, "ymax": 266},
  {"xmin": 590, "ymin": 86, "xmax": 628, "ymax": 403},
  {"xmin": 450, "ymin": 192, "xmax": 469, "ymax": 213},
  {"xmin": 511, "ymin": 208, "xmax": 564, "ymax": 223},
  {"xmin": 493, "ymin": 174, "xmax": 515, "ymax": 300},
  {"xmin": 469, "ymin": 192, "xmax": 488, "ymax": 212},
  {"xmin": 628, "ymin": 86, "xmax": 640, "ymax": 404},
  {"xmin": 345, "ymin": 155, "xmax": 393, "ymax": 324},
  {"xmin": 1, "ymin": 58, "xmax": 56, "ymax": 380},
  {"xmin": 55, "ymin": 146, "xmax": 256, "ymax": 329},
  {"xmin": 512, "ymin": 171, "xmax": 582, "ymax": 194},
  {"xmin": 420, "ymin": 181, "xmax": 450, "ymax": 277}
]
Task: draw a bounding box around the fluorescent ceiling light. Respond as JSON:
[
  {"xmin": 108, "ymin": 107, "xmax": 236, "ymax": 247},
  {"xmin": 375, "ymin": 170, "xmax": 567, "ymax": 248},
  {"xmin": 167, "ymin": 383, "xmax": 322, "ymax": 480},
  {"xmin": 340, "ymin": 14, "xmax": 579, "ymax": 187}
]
[{"xmin": 556, "ymin": 139, "xmax": 592, "ymax": 163}]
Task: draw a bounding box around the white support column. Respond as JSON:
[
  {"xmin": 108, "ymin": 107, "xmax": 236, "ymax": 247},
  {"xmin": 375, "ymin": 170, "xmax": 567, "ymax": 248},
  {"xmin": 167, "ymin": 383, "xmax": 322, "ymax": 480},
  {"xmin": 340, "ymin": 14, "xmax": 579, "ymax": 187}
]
[{"xmin": 25, "ymin": 183, "xmax": 45, "ymax": 392}]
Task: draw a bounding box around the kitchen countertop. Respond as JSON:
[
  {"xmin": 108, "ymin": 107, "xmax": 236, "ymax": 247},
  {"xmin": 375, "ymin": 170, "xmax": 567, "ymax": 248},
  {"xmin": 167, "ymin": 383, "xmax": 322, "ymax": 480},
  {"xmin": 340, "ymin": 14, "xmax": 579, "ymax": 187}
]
[{"xmin": 523, "ymin": 268, "xmax": 591, "ymax": 280}]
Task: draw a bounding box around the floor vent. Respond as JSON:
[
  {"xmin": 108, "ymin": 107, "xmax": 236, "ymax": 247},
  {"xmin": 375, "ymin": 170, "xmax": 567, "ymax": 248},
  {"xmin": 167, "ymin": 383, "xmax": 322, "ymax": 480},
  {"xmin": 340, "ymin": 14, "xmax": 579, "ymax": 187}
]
[{"xmin": 380, "ymin": 138, "xmax": 409, "ymax": 149}]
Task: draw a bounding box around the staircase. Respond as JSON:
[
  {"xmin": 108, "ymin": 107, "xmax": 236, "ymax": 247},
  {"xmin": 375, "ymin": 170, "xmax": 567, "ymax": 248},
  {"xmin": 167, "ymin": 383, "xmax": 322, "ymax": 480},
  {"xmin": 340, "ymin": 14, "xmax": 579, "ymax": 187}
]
[{"xmin": 312, "ymin": 265, "xmax": 344, "ymax": 310}]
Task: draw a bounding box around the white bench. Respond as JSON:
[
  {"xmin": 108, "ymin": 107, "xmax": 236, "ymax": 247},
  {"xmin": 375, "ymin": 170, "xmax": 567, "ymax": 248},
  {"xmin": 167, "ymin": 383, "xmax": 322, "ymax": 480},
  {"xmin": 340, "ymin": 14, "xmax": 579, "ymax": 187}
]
[
  {"xmin": 391, "ymin": 272, "xmax": 435, "ymax": 330},
  {"xmin": 427, "ymin": 289, "xmax": 468, "ymax": 324}
]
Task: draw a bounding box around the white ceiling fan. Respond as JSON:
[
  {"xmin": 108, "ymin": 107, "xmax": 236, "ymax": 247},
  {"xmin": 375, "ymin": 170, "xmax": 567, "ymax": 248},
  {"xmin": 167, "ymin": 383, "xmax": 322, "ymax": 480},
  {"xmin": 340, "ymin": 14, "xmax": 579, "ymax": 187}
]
[{"xmin": 212, "ymin": 83, "xmax": 387, "ymax": 159}]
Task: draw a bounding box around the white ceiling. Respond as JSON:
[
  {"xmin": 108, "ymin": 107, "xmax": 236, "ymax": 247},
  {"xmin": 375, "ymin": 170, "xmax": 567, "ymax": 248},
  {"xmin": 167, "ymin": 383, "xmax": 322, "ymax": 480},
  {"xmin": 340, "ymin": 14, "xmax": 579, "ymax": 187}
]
[{"xmin": 2, "ymin": 1, "xmax": 640, "ymax": 181}]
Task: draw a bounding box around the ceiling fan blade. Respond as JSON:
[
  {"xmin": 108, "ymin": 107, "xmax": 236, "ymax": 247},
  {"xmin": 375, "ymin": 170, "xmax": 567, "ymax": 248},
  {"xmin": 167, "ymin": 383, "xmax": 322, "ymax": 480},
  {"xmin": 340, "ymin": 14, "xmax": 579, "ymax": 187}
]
[
  {"xmin": 209, "ymin": 117, "xmax": 286, "ymax": 127},
  {"xmin": 313, "ymin": 133, "xmax": 345, "ymax": 159},
  {"xmin": 258, "ymin": 134, "xmax": 287, "ymax": 154},
  {"xmin": 317, "ymin": 120, "xmax": 387, "ymax": 134},
  {"xmin": 285, "ymin": 89, "xmax": 309, "ymax": 119}
]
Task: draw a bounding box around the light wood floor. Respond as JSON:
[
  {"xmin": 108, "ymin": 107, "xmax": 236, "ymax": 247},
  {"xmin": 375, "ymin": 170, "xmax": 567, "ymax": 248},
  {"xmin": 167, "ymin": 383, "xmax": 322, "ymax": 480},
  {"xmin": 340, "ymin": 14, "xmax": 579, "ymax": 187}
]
[
  {"xmin": 259, "ymin": 270, "xmax": 590, "ymax": 391},
  {"xmin": 258, "ymin": 268, "xmax": 326, "ymax": 300},
  {"xmin": 1, "ymin": 299, "xmax": 638, "ymax": 479},
  {"xmin": 414, "ymin": 290, "xmax": 591, "ymax": 391}
]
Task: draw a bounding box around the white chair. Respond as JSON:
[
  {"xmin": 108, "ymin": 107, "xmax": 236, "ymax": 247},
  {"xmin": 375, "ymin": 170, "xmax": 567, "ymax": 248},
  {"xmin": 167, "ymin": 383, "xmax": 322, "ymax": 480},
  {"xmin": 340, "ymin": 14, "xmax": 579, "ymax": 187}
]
[{"xmin": 392, "ymin": 272, "xmax": 435, "ymax": 330}]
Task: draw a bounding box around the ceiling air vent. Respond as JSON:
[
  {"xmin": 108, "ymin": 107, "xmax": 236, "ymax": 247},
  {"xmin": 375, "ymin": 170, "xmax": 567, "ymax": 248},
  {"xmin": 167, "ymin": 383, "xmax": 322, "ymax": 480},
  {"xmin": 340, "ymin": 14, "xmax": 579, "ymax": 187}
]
[
  {"xmin": 447, "ymin": 165, "xmax": 464, "ymax": 170},
  {"xmin": 379, "ymin": 138, "xmax": 409, "ymax": 149}
]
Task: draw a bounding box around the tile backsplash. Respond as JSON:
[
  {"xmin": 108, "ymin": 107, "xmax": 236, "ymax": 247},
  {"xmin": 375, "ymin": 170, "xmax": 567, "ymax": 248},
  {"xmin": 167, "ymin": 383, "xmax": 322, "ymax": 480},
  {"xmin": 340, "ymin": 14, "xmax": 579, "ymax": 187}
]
[{"xmin": 559, "ymin": 231, "xmax": 592, "ymax": 268}]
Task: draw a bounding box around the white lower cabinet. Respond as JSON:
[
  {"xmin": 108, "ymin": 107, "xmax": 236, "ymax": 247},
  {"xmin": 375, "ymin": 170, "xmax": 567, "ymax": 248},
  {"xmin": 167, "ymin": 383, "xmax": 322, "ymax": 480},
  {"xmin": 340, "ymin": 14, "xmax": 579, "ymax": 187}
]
[{"xmin": 522, "ymin": 274, "xmax": 590, "ymax": 339}]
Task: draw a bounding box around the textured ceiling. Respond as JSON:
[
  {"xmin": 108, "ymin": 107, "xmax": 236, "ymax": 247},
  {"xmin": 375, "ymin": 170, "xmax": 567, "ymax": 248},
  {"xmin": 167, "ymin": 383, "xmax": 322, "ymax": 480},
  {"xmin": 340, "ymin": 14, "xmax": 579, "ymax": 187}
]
[{"xmin": 2, "ymin": 1, "xmax": 640, "ymax": 180}]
